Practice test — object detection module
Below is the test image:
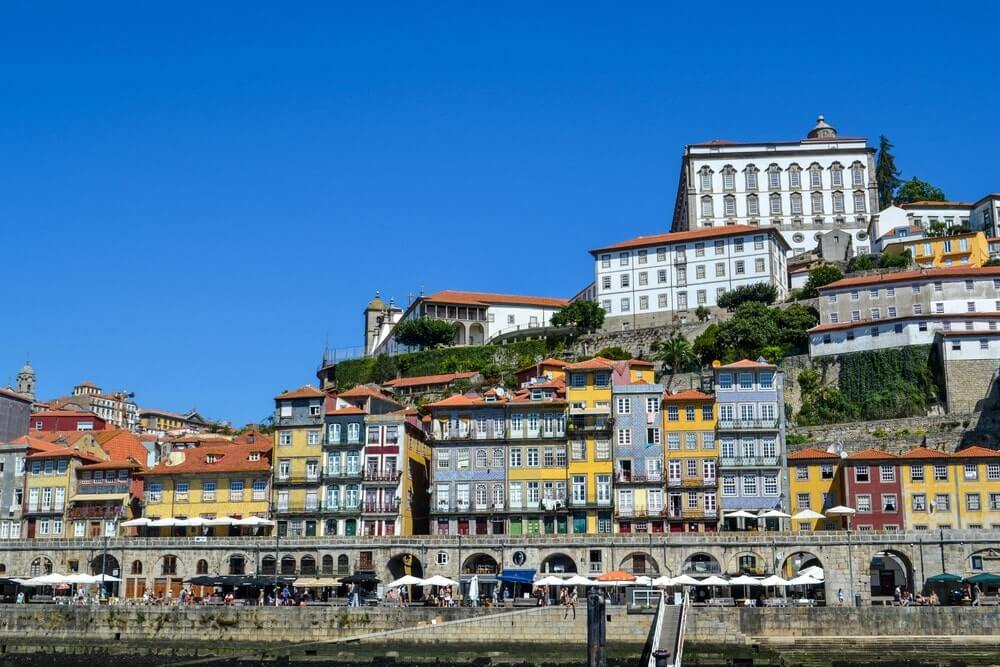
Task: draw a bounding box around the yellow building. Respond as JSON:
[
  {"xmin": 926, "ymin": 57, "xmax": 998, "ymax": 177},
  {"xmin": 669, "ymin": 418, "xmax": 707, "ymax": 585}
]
[
  {"xmin": 139, "ymin": 409, "xmax": 197, "ymax": 433},
  {"xmin": 787, "ymin": 448, "xmax": 843, "ymax": 531},
  {"xmin": 884, "ymin": 231, "xmax": 990, "ymax": 268},
  {"xmin": 901, "ymin": 446, "xmax": 1000, "ymax": 530},
  {"xmin": 360, "ymin": 410, "xmax": 431, "ymax": 537},
  {"xmin": 662, "ymin": 390, "xmax": 718, "ymax": 533},
  {"xmin": 24, "ymin": 447, "xmax": 103, "ymax": 539},
  {"xmin": 273, "ymin": 385, "xmax": 327, "ymax": 537},
  {"xmin": 564, "ymin": 357, "xmax": 652, "ymax": 534},
  {"xmin": 142, "ymin": 441, "xmax": 272, "ymax": 527}
]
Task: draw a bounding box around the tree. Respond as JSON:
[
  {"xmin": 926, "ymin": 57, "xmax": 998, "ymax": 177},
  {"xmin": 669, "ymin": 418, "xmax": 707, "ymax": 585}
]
[
  {"xmin": 551, "ymin": 300, "xmax": 605, "ymax": 331},
  {"xmin": 655, "ymin": 331, "xmax": 698, "ymax": 392},
  {"xmin": 846, "ymin": 254, "xmax": 875, "ymax": 273},
  {"xmin": 774, "ymin": 304, "xmax": 819, "ymax": 350},
  {"xmin": 715, "ymin": 302, "xmax": 781, "ymax": 359},
  {"xmin": 393, "ymin": 317, "xmax": 456, "ymax": 348},
  {"xmin": 879, "ymin": 249, "xmax": 911, "ymax": 269},
  {"xmin": 894, "ymin": 177, "xmax": 946, "ymax": 205},
  {"xmin": 370, "ymin": 355, "xmax": 399, "ymax": 383},
  {"xmin": 802, "ymin": 265, "xmax": 845, "ymax": 298},
  {"xmin": 595, "ymin": 346, "xmax": 631, "ymax": 361},
  {"xmin": 875, "ymin": 135, "xmax": 901, "ymax": 207},
  {"xmin": 926, "ymin": 220, "xmax": 948, "ymax": 238},
  {"xmin": 692, "ymin": 323, "xmax": 724, "ymax": 365},
  {"xmin": 984, "ymin": 258, "xmax": 1000, "ymax": 267},
  {"xmin": 694, "ymin": 305, "xmax": 711, "ymax": 322},
  {"xmin": 717, "ymin": 282, "xmax": 778, "ymax": 311}
]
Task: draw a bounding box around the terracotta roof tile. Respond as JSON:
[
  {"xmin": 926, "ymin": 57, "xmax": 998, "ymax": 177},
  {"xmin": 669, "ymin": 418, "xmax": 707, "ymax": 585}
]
[
  {"xmin": 717, "ymin": 359, "xmax": 775, "ymax": 369},
  {"xmin": 27, "ymin": 449, "xmax": 102, "ymax": 463},
  {"xmin": 563, "ymin": 357, "xmax": 616, "ymax": 371},
  {"xmin": 338, "ymin": 385, "xmax": 400, "ymax": 403},
  {"xmin": 423, "ymin": 290, "xmax": 568, "ymax": 308},
  {"xmin": 274, "ymin": 385, "xmax": 326, "ymax": 400},
  {"xmin": 898, "ymin": 446, "xmax": 951, "ymax": 459},
  {"xmin": 955, "ymin": 445, "xmax": 1000, "ymax": 458},
  {"xmin": 325, "ymin": 405, "xmax": 366, "ymax": 416},
  {"xmin": 80, "ymin": 459, "xmax": 143, "ymax": 471},
  {"xmin": 515, "ymin": 358, "xmax": 569, "ymax": 374},
  {"xmin": 899, "ymin": 200, "xmax": 974, "ymax": 208},
  {"xmin": 663, "ymin": 389, "xmax": 713, "ymax": 401},
  {"xmin": 846, "ymin": 448, "xmax": 898, "ymax": 461},
  {"xmin": 6, "ymin": 435, "xmax": 67, "ymax": 453},
  {"xmin": 787, "ymin": 448, "xmax": 840, "ymax": 461},
  {"xmin": 628, "ymin": 358, "xmax": 655, "ymax": 368},
  {"xmin": 0, "ymin": 387, "xmax": 32, "ymax": 402},
  {"xmin": 589, "ymin": 225, "xmax": 786, "ymax": 254},
  {"xmin": 94, "ymin": 430, "xmax": 148, "ymax": 464},
  {"xmin": 819, "ymin": 266, "xmax": 1000, "ymax": 292},
  {"xmin": 143, "ymin": 444, "xmax": 271, "ymax": 476},
  {"xmin": 383, "ymin": 372, "xmax": 479, "ymax": 389},
  {"xmin": 29, "ymin": 409, "xmax": 99, "ymax": 419}
]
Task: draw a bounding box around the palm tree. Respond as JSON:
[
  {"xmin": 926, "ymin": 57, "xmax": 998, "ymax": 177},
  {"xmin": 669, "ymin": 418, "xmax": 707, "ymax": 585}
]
[{"xmin": 655, "ymin": 331, "xmax": 697, "ymax": 393}]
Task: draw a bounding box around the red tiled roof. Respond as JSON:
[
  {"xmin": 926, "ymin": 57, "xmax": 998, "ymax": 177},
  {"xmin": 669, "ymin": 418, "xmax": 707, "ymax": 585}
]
[
  {"xmin": 717, "ymin": 359, "xmax": 775, "ymax": 369},
  {"xmin": 27, "ymin": 409, "xmax": 98, "ymax": 418},
  {"xmin": 879, "ymin": 225, "xmax": 924, "ymax": 240},
  {"xmin": 80, "ymin": 459, "xmax": 143, "ymax": 471},
  {"xmin": 326, "ymin": 405, "xmax": 366, "ymax": 416},
  {"xmin": 818, "ymin": 266, "xmax": 1000, "ymax": 292},
  {"xmin": 563, "ymin": 357, "xmax": 616, "ymax": 371},
  {"xmin": 27, "ymin": 449, "xmax": 102, "ymax": 463},
  {"xmin": 898, "ymin": 447, "xmax": 950, "ymax": 459},
  {"xmin": 515, "ymin": 358, "xmax": 568, "ymax": 374},
  {"xmin": 423, "ymin": 290, "xmax": 568, "ymax": 308},
  {"xmin": 628, "ymin": 358, "xmax": 655, "ymax": 368},
  {"xmin": 27, "ymin": 430, "xmax": 95, "ymax": 447},
  {"xmin": 590, "ymin": 225, "xmax": 784, "ymax": 254},
  {"xmin": 955, "ymin": 446, "xmax": 1000, "ymax": 458},
  {"xmin": 787, "ymin": 448, "xmax": 840, "ymax": 461},
  {"xmin": 275, "ymin": 385, "xmax": 326, "ymax": 400},
  {"xmin": 94, "ymin": 430, "xmax": 148, "ymax": 464},
  {"xmin": 6, "ymin": 435, "xmax": 67, "ymax": 453},
  {"xmin": 846, "ymin": 448, "xmax": 898, "ymax": 461},
  {"xmin": 383, "ymin": 372, "xmax": 479, "ymax": 389},
  {"xmin": 338, "ymin": 384, "xmax": 400, "ymax": 403},
  {"xmin": 143, "ymin": 444, "xmax": 270, "ymax": 475},
  {"xmin": 139, "ymin": 408, "xmax": 190, "ymax": 420},
  {"xmin": 663, "ymin": 389, "xmax": 712, "ymax": 401},
  {"xmin": 426, "ymin": 393, "xmax": 507, "ymax": 409}
]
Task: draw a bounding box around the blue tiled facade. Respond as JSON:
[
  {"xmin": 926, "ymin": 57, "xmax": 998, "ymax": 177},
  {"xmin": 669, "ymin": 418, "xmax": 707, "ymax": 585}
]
[{"xmin": 611, "ymin": 383, "xmax": 665, "ymax": 528}]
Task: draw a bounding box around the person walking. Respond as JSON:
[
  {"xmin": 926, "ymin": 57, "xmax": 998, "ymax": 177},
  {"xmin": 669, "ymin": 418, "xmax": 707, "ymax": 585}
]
[
  {"xmin": 973, "ymin": 583, "xmax": 983, "ymax": 606},
  {"xmin": 837, "ymin": 588, "xmax": 845, "ymax": 606},
  {"xmin": 565, "ymin": 590, "xmax": 577, "ymax": 620}
]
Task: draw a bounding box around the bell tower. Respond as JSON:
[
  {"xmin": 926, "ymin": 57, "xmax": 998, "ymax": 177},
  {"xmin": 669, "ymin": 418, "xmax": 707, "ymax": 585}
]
[{"xmin": 16, "ymin": 359, "xmax": 35, "ymax": 400}]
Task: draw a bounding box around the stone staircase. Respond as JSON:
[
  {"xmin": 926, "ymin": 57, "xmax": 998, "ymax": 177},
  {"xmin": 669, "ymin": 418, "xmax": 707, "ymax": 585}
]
[{"xmin": 753, "ymin": 635, "xmax": 1000, "ymax": 666}]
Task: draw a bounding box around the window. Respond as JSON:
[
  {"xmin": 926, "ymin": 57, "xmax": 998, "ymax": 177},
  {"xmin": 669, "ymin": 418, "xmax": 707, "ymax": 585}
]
[
  {"xmin": 526, "ymin": 448, "xmax": 539, "ymax": 467},
  {"xmin": 596, "ymin": 439, "xmax": 611, "ymax": 460},
  {"xmin": 809, "ymin": 165, "xmax": 822, "ymax": 188},
  {"xmin": 790, "ymin": 192, "xmax": 802, "ymax": 214},
  {"xmin": 855, "ymin": 494, "xmax": 872, "ymax": 513},
  {"xmin": 788, "ymin": 166, "xmax": 800, "ymax": 189},
  {"xmin": 700, "ymin": 169, "xmax": 712, "ymax": 191},
  {"xmin": 601, "ymin": 276, "xmax": 611, "ymax": 290},
  {"xmin": 638, "ymin": 271, "xmax": 648, "ymax": 286},
  {"xmin": 910, "ymin": 464, "xmax": 924, "ymax": 482},
  {"xmin": 880, "ymin": 465, "xmax": 895, "ymax": 482},
  {"xmin": 742, "ymin": 475, "xmax": 757, "ymax": 496},
  {"xmin": 912, "ymin": 494, "xmax": 927, "ymax": 512},
  {"xmin": 933, "ymin": 463, "xmax": 948, "ymax": 481},
  {"xmin": 747, "ymin": 194, "xmax": 759, "ymax": 216},
  {"xmin": 797, "ymin": 493, "xmax": 810, "ymax": 509},
  {"xmin": 722, "ymin": 475, "xmax": 736, "ymax": 496},
  {"xmin": 769, "ymin": 193, "xmax": 782, "ymax": 215},
  {"xmin": 616, "ymin": 397, "xmax": 631, "ymax": 414},
  {"xmin": 881, "ymin": 494, "xmax": 897, "ymax": 512},
  {"xmin": 735, "ymin": 260, "xmax": 745, "ymax": 275},
  {"xmin": 715, "ymin": 262, "xmax": 725, "ymax": 277},
  {"xmin": 755, "ymin": 258, "xmax": 765, "ymax": 273},
  {"xmin": 714, "ymin": 239, "xmax": 725, "ymax": 255},
  {"xmin": 701, "ymin": 196, "xmax": 714, "ymax": 217},
  {"xmin": 795, "ymin": 466, "xmax": 809, "ymax": 481},
  {"xmin": 667, "ymin": 406, "xmax": 678, "ymax": 422},
  {"xmin": 988, "ymin": 464, "xmax": 1000, "ymax": 481},
  {"xmin": 702, "ymin": 405, "xmax": 713, "ymax": 421},
  {"xmin": 619, "ymin": 252, "xmax": 629, "ymax": 266},
  {"xmin": 832, "ymin": 191, "xmax": 844, "ymax": 213},
  {"xmin": 620, "ymin": 298, "xmax": 630, "ymax": 312},
  {"xmin": 855, "ymin": 465, "xmax": 870, "ymax": 483},
  {"xmin": 935, "ymin": 494, "xmax": 950, "ymax": 512},
  {"xmin": 638, "ymin": 249, "xmax": 648, "ymax": 264},
  {"xmin": 966, "ymin": 493, "xmax": 981, "ymax": 512},
  {"xmin": 724, "ymin": 195, "xmax": 736, "ymax": 216},
  {"xmin": 767, "ymin": 165, "xmax": 781, "ymax": 190},
  {"xmin": 601, "ymin": 254, "xmax": 611, "ymax": 268},
  {"xmin": 745, "ymin": 166, "xmax": 758, "ymax": 190},
  {"xmin": 667, "ymin": 433, "xmax": 680, "ymax": 451},
  {"xmin": 278, "ymin": 431, "xmax": 292, "ymax": 447},
  {"xmin": 620, "ymin": 274, "xmax": 630, "ymax": 288},
  {"xmin": 821, "ymin": 464, "xmax": 833, "ymax": 480},
  {"xmin": 811, "ymin": 192, "xmax": 823, "ymax": 214}
]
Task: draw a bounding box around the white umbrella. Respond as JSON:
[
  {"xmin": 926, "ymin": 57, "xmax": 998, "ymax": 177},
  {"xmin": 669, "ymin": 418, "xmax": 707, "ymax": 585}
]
[
  {"xmin": 564, "ymin": 575, "xmax": 596, "ymax": 587},
  {"xmin": 787, "ymin": 574, "xmax": 823, "ymax": 586},
  {"xmin": 759, "ymin": 575, "xmax": 790, "ymax": 587},
  {"xmin": 728, "ymin": 575, "xmax": 761, "ymax": 586},
  {"xmin": 791, "ymin": 509, "xmax": 826, "ymax": 521},
  {"xmin": 697, "ymin": 575, "xmax": 730, "ymax": 587},
  {"xmin": 22, "ymin": 573, "xmax": 67, "ymax": 586},
  {"xmin": 799, "ymin": 565, "xmax": 824, "ymax": 580},
  {"xmin": 634, "ymin": 575, "xmax": 653, "ymax": 586},
  {"xmin": 724, "ymin": 510, "xmax": 758, "ymax": 519},
  {"xmin": 468, "ymin": 575, "xmax": 479, "ymax": 604},
  {"xmin": 148, "ymin": 518, "xmax": 177, "ymax": 527},
  {"xmin": 825, "ymin": 505, "xmax": 856, "ymax": 515},
  {"xmin": 670, "ymin": 575, "xmax": 700, "ymax": 586},
  {"xmin": 534, "ymin": 575, "xmax": 566, "ymax": 587},
  {"xmin": 65, "ymin": 573, "xmax": 97, "ymax": 585},
  {"xmin": 120, "ymin": 518, "xmax": 151, "ymax": 527},
  {"xmin": 423, "ymin": 575, "xmax": 459, "ymax": 587},
  {"xmin": 652, "ymin": 576, "xmax": 673, "ymax": 588},
  {"xmin": 758, "ymin": 509, "xmax": 791, "ymax": 518},
  {"xmin": 234, "ymin": 516, "xmax": 275, "ymax": 527},
  {"xmin": 205, "ymin": 517, "xmax": 236, "ymax": 526},
  {"xmin": 387, "ymin": 575, "xmax": 424, "ymax": 588},
  {"xmin": 175, "ymin": 517, "xmax": 207, "ymax": 527}
]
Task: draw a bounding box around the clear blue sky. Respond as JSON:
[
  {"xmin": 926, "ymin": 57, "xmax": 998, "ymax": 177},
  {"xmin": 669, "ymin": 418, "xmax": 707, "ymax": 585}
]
[{"xmin": 2, "ymin": 2, "xmax": 997, "ymax": 425}]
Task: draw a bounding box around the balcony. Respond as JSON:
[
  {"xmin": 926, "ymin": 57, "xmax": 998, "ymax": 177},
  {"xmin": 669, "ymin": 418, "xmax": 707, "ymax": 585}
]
[
  {"xmin": 363, "ymin": 470, "xmax": 401, "ymax": 483},
  {"xmin": 76, "ymin": 482, "xmax": 130, "ymax": 495},
  {"xmin": 615, "ymin": 472, "xmax": 663, "ymax": 484},
  {"xmin": 322, "ymin": 503, "xmax": 362, "ymax": 514},
  {"xmin": 432, "ymin": 427, "xmax": 504, "ymax": 442},
  {"xmin": 324, "ymin": 469, "xmax": 363, "ymax": 480},
  {"xmin": 667, "ymin": 478, "xmax": 717, "ymax": 488},
  {"xmin": 25, "ymin": 504, "xmax": 64, "ymax": 515},
  {"xmin": 615, "ymin": 507, "xmax": 655, "ymax": 518},
  {"xmin": 719, "ymin": 456, "xmax": 779, "ymax": 467},
  {"xmin": 662, "ymin": 508, "xmax": 718, "ymax": 520},
  {"xmin": 363, "ymin": 502, "xmax": 401, "ymax": 514},
  {"xmin": 66, "ymin": 505, "xmax": 125, "ymax": 519},
  {"xmin": 717, "ymin": 419, "xmax": 779, "ymax": 431},
  {"xmin": 273, "ymin": 475, "xmax": 323, "ymax": 485}
]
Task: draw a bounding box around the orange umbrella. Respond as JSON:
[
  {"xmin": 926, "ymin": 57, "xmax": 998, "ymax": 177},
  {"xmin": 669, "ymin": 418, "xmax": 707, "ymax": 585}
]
[{"xmin": 595, "ymin": 570, "xmax": 636, "ymax": 584}]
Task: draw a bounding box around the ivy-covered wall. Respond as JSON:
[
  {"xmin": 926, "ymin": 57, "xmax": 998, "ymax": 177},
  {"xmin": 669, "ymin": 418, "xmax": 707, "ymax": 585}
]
[{"xmin": 838, "ymin": 345, "xmax": 938, "ymax": 420}]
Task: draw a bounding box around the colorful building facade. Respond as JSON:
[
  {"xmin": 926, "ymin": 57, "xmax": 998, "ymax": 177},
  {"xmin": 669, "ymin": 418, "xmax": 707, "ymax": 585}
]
[
  {"xmin": 272, "ymin": 386, "xmax": 326, "ymax": 537},
  {"xmin": 663, "ymin": 389, "xmax": 719, "ymax": 533}
]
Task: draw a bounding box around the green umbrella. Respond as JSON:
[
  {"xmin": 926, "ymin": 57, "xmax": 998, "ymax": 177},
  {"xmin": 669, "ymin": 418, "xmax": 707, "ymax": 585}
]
[
  {"xmin": 965, "ymin": 573, "xmax": 1000, "ymax": 585},
  {"xmin": 926, "ymin": 572, "xmax": 963, "ymax": 583}
]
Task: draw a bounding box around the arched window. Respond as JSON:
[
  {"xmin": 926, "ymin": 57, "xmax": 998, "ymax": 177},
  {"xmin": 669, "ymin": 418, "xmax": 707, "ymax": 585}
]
[
  {"xmin": 300, "ymin": 555, "xmax": 317, "ymax": 575},
  {"xmin": 337, "ymin": 555, "xmax": 349, "ymax": 574},
  {"xmin": 721, "ymin": 165, "xmax": 736, "ymax": 191},
  {"xmin": 808, "ymin": 163, "xmax": 823, "ymax": 188},
  {"xmin": 30, "ymin": 558, "xmax": 53, "ymax": 577},
  {"xmin": 475, "ymin": 449, "xmax": 488, "ymax": 468},
  {"xmin": 261, "ymin": 556, "xmax": 277, "ymax": 575},
  {"xmin": 723, "ymin": 194, "xmax": 736, "ymax": 217},
  {"xmin": 475, "ymin": 484, "xmax": 488, "ymax": 509},
  {"xmin": 228, "ymin": 555, "xmax": 246, "ymax": 575},
  {"xmin": 163, "ymin": 555, "xmax": 179, "ymax": 576},
  {"xmin": 851, "ymin": 161, "xmax": 865, "ymax": 187},
  {"xmin": 130, "ymin": 560, "xmax": 143, "ymax": 575},
  {"xmin": 769, "ymin": 193, "xmax": 782, "ymax": 216},
  {"xmin": 0, "ymin": 564, "xmax": 6, "ymax": 574},
  {"xmin": 744, "ymin": 164, "xmax": 759, "ymax": 190},
  {"xmin": 492, "ymin": 449, "xmax": 503, "ymax": 468},
  {"xmin": 492, "ymin": 483, "xmax": 504, "ymax": 507},
  {"xmin": 811, "ymin": 192, "xmax": 824, "ymax": 215},
  {"xmin": 280, "ymin": 555, "xmax": 296, "ymax": 575},
  {"xmin": 790, "ymin": 192, "xmax": 803, "ymax": 216},
  {"xmin": 698, "ymin": 167, "xmax": 713, "ymax": 192},
  {"xmin": 746, "ymin": 194, "xmax": 759, "ymax": 217},
  {"xmin": 767, "ymin": 164, "xmax": 782, "ymax": 190},
  {"xmin": 787, "ymin": 163, "xmax": 801, "ymax": 189},
  {"xmin": 195, "ymin": 558, "xmax": 208, "ymax": 575},
  {"xmin": 322, "ymin": 555, "xmax": 334, "ymax": 575},
  {"xmin": 701, "ymin": 196, "xmax": 714, "ymax": 218},
  {"xmin": 829, "ymin": 162, "xmax": 843, "ymax": 188},
  {"xmin": 832, "ymin": 191, "xmax": 845, "ymax": 213}
]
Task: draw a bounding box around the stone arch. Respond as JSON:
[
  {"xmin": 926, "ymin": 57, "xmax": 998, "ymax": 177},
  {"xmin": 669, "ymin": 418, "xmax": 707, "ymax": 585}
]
[
  {"xmin": 261, "ymin": 555, "xmax": 277, "ymax": 576},
  {"xmin": 727, "ymin": 550, "xmax": 767, "ymax": 576},
  {"xmin": 280, "ymin": 554, "xmax": 296, "ymax": 575},
  {"xmin": 130, "ymin": 560, "xmax": 143, "ymax": 575},
  {"xmin": 468, "ymin": 323, "xmax": 486, "ymax": 345},
  {"xmin": 196, "ymin": 559, "xmax": 209, "ymax": 575},
  {"xmin": 452, "ymin": 322, "xmax": 467, "ymax": 346},
  {"xmin": 0, "ymin": 563, "xmax": 5, "ymax": 574},
  {"xmin": 157, "ymin": 554, "xmax": 182, "ymax": 576},
  {"xmin": 618, "ymin": 552, "xmax": 659, "ymax": 575},
  {"xmin": 388, "ymin": 553, "xmax": 425, "ymax": 580},
  {"xmin": 337, "ymin": 554, "xmax": 349, "ymax": 574},
  {"xmin": 321, "ymin": 555, "xmax": 334, "ymax": 575},
  {"xmin": 869, "ymin": 549, "xmax": 914, "ymax": 597},
  {"xmin": 300, "ymin": 555, "xmax": 317, "ymax": 575},
  {"xmin": 967, "ymin": 547, "xmax": 1000, "ymax": 575},
  {"xmin": 227, "ymin": 553, "xmax": 248, "ymax": 575},
  {"xmin": 540, "ymin": 552, "xmax": 577, "ymax": 574},
  {"xmin": 462, "ymin": 553, "xmax": 498, "ymax": 576},
  {"xmin": 681, "ymin": 552, "xmax": 721, "ymax": 576},
  {"xmin": 781, "ymin": 550, "xmax": 823, "ymax": 578},
  {"xmin": 29, "ymin": 556, "xmax": 53, "ymax": 577},
  {"xmin": 91, "ymin": 554, "xmax": 119, "ymax": 578}
]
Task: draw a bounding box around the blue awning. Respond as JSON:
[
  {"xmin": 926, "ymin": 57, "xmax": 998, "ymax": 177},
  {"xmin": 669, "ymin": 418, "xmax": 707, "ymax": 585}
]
[{"xmin": 498, "ymin": 569, "xmax": 536, "ymax": 585}]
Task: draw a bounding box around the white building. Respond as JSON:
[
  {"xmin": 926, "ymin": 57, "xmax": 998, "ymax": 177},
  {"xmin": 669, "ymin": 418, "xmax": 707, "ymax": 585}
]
[
  {"xmin": 808, "ymin": 267, "xmax": 1000, "ymax": 357},
  {"xmin": 671, "ymin": 116, "xmax": 878, "ymax": 257},
  {"xmin": 590, "ymin": 225, "xmax": 789, "ymax": 331},
  {"xmin": 372, "ymin": 290, "xmax": 569, "ymax": 356},
  {"xmin": 897, "ymin": 195, "xmax": 1000, "ymax": 239}
]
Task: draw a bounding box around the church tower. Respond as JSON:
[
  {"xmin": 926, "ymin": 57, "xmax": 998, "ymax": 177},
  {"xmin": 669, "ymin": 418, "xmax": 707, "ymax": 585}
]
[{"xmin": 16, "ymin": 360, "xmax": 35, "ymax": 400}]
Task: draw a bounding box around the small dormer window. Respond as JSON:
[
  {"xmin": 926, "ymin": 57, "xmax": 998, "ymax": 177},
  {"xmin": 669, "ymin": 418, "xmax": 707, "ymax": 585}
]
[
  {"xmin": 206, "ymin": 454, "xmax": 219, "ymax": 464},
  {"xmin": 249, "ymin": 452, "xmax": 261, "ymax": 462},
  {"xmin": 484, "ymin": 394, "xmax": 496, "ymax": 403},
  {"xmin": 531, "ymin": 390, "xmax": 543, "ymax": 401}
]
